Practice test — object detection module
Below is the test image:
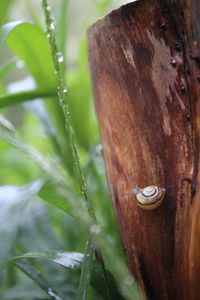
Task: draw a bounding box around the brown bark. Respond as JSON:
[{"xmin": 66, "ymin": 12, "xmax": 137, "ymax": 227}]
[{"xmin": 87, "ymin": 0, "xmax": 200, "ymax": 299}]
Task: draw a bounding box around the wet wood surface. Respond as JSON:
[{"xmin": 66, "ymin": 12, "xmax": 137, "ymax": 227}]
[{"xmin": 87, "ymin": 0, "xmax": 200, "ymax": 299}]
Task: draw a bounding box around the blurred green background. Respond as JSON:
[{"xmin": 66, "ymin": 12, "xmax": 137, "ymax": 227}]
[{"xmin": 0, "ymin": 1, "xmax": 142, "ymax": 300}]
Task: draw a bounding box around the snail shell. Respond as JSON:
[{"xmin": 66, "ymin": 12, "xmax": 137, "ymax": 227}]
[{"xmin": 135, "ymin": 186, "xmax": 165, "ymax": 210}]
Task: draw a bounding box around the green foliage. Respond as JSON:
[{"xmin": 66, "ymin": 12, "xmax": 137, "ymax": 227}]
[
  {"xmin": 0, "ymin": 89, "xmax": 56, "ymax": 108},
  {"xmin": 0, "ymin": 179, "xmax": 44, "ymax": 264},
  {"xmin": 77, "ymin": 237, "xmax": 94, "ymax": 300},
  {"xmin": 15, "ymin": 260, "xmax": 63, "ymax": 300},
  {"xmin": 0, "ymin": 1, "xmax": 13, "ymax": 28},
  {"xmin": 0, "ymin": 1, "xmax": 144, "ymax": 300},
  {"xmin": 5, "ymin": 22, "xmax": 57, "ymax": 89}
]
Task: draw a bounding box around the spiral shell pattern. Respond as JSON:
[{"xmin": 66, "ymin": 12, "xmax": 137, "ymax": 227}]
[{"xmin": 136, "ymin": 186, "xmax": 164, "ymax": 210}]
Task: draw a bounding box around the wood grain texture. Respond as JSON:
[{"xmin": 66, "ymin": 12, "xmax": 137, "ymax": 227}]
[{"xmin": 87, "ymin": 0, "xmax": 200, "ymax": 299}]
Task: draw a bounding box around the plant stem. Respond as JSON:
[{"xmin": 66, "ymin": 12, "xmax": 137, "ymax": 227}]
[
  {"xmin": 41, "ymin": 1, "xmax": 112, "ymax": 299},
  {"xmin": 42, "ymin": 0, "xmax": 94, "ymax": 218}
]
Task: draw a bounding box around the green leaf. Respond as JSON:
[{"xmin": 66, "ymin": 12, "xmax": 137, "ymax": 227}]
[
  {"xmin": 77, "ymin": 236, "xmax": 94, "ymax": 300},
  {"xmin": 5, "ymin": 76, "xmax": 65, "ymax": 165},
  {"xmin": 5, "ymin": 251, "xmax": 121, "ymax": 299},
  {"xmin": 7, "ymin": 251, "xmax": 83, "ymax": 270},
  {"xmin": 0, "ymin": 89, "xmax": 56, "ymax": 108},
  {"xmin": 0, "ymin": 0, "xmax": 12, "ymax": 27},
  {"xmin": 0, "ymin": 115, "xmax": 83, "ymax": 217},
  {"xmin": 23, "ymin": 97, "xmax": 66, "ymax": 164},
  {"xmin": 0, "ymin": 57, "xmax": 18, "ymax": 80},
  {"xmin": 56, "ymin": 0, "xmax": 68, "ymax": 55},
  {"xmin": 0, "ymin": 21, "xmax": 75, "ymax": 173},
  {"xmin": 0, "ymin": 179, "xmax": 44, "ymax": 264},
  {"xmin": 0, "ymin": 21, "xmax": 23, "ymax": 53},
  {"xmin": 0, "ymin": 21, "xmax": 57, "ymax": 89},
  {"xmin": 39, "ymin": 180, "xmax": 71, "ymax": 214},
  {"xmin": 15, "ymin": 260, "xmax": 63, "ymax": 300},
  {"xmin": 2, "ymin": 282, "xmax": 47, "ymax": 300}
]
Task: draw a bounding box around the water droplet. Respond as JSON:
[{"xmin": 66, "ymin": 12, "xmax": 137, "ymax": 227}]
[
  {"xmin": 90, "ymin": 224, "xmax": 100, "ymax": 234},
  {"xmin": 50, "ymin": 21, "xmax": 55, "ymax": 31},
  {"xmin": 16, "ymin": 60, "xmax": 25, "ymax": 69},
  {"xmin": 124, "ymin": 275, "xmax": 134, "ymax": 286},
  {"xmin": 63, "ymin": 87, "xmax": 68, "ymax": 93},
  {"xmin": 46, "ymin": 5, "xmax": 51, "ymax": 11},
  {"xmin": 56, "ymin": 52, "xmax": 64, "ymax": 63},
  {"xmin": 46, "ymin": 32, "xmax": 51, "ymax": 38},
  {"xmin": 58, "ymin": 56, "xmax": 63, "ymax": 63}
]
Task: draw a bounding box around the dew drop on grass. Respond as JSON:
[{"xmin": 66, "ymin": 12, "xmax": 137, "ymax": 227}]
[
  {"xmin": 63, "ymin": 87, "xmax": 67, "ymax": 93},
  {"xmin": 124, "ymin": 275, "xmax": 135, "ymax": 286},
  {"xmin": 90, "ymin": 224, "xmax": 100, "ymax": 234},
  {"xmin": 16, "ymin": 60, "xmax": 25, "ymax": 69},
  {"xmin": 46, "ymin": 5, "xmax": 51, "ymax": 11},
  {"xmin": 57, "ymin": 53, "xmax": 64, "ymax": 63},
  {"xmin": 50, "ymin": 21, "xmax": 55, "ymax": 30}
]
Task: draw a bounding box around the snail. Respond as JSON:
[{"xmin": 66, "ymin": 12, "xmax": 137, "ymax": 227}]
[{"xmin": 124, "ymin": 185, "xmax": 165, "ymax": 210}]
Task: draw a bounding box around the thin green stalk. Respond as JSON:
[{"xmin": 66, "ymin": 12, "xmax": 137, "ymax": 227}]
[
  {"xmin": 41, "ymin": 2, "xmax": 112, "ymax": 299},
  {"xmin": 42, "ymin": 0, "xmax": 93, "ymax": 217}
]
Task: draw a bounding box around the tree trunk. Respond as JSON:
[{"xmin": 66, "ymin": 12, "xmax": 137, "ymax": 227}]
[{"xmin": 87, "ymin": 0, "xmax": 200, "ymax": 299}]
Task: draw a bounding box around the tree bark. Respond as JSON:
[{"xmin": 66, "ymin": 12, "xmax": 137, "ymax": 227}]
[{"xmin": 87, "ymin": 0, "xmax": 200, "ymax": 299}]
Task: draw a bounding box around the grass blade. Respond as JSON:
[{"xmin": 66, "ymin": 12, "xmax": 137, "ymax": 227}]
[
  {"xmin": 0, "ymin": 21, "xmax": 23, "ymax": 53},
  {"xmin": 0, "ymin": 89, "xmax": 56, "ymax": 108},
  {"xmin": 5, "ymin": 251, "xmax": 121, "ymax": 299},
  {"xmin": 77, "ymin": 236, "xmax": 94, "ymax": 300},
  {"xmin": 0, "ymin": 115, "xmax": 89, "ymax": 219},
  {"xmin": 15, "ymin": 260, "xmax": 63, "ymax": 300},
  {"xmin": 0, "ymin": 57, "xmax": 18, "ymax": 80},
  {"xmin": 23, "ymin": 97, "xmax": 67, "ymax": 167},
  {"xmin": 6, "ymin": 22, "xmax": 57, "ymax": 89},
  {"xmin": 42, "ymin": 0, "xmax": 94, "ymax": 216},
  {"xmin": 0, "ymin": 179, "xmax": 44, "ymax": 264},
  {"xmin": 38, "ymin": 180, "xmax": 71, "ymax": 214},
  {"xmin": 0, "ymin": 21, "xmax": 57, "ymax": 89}
]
